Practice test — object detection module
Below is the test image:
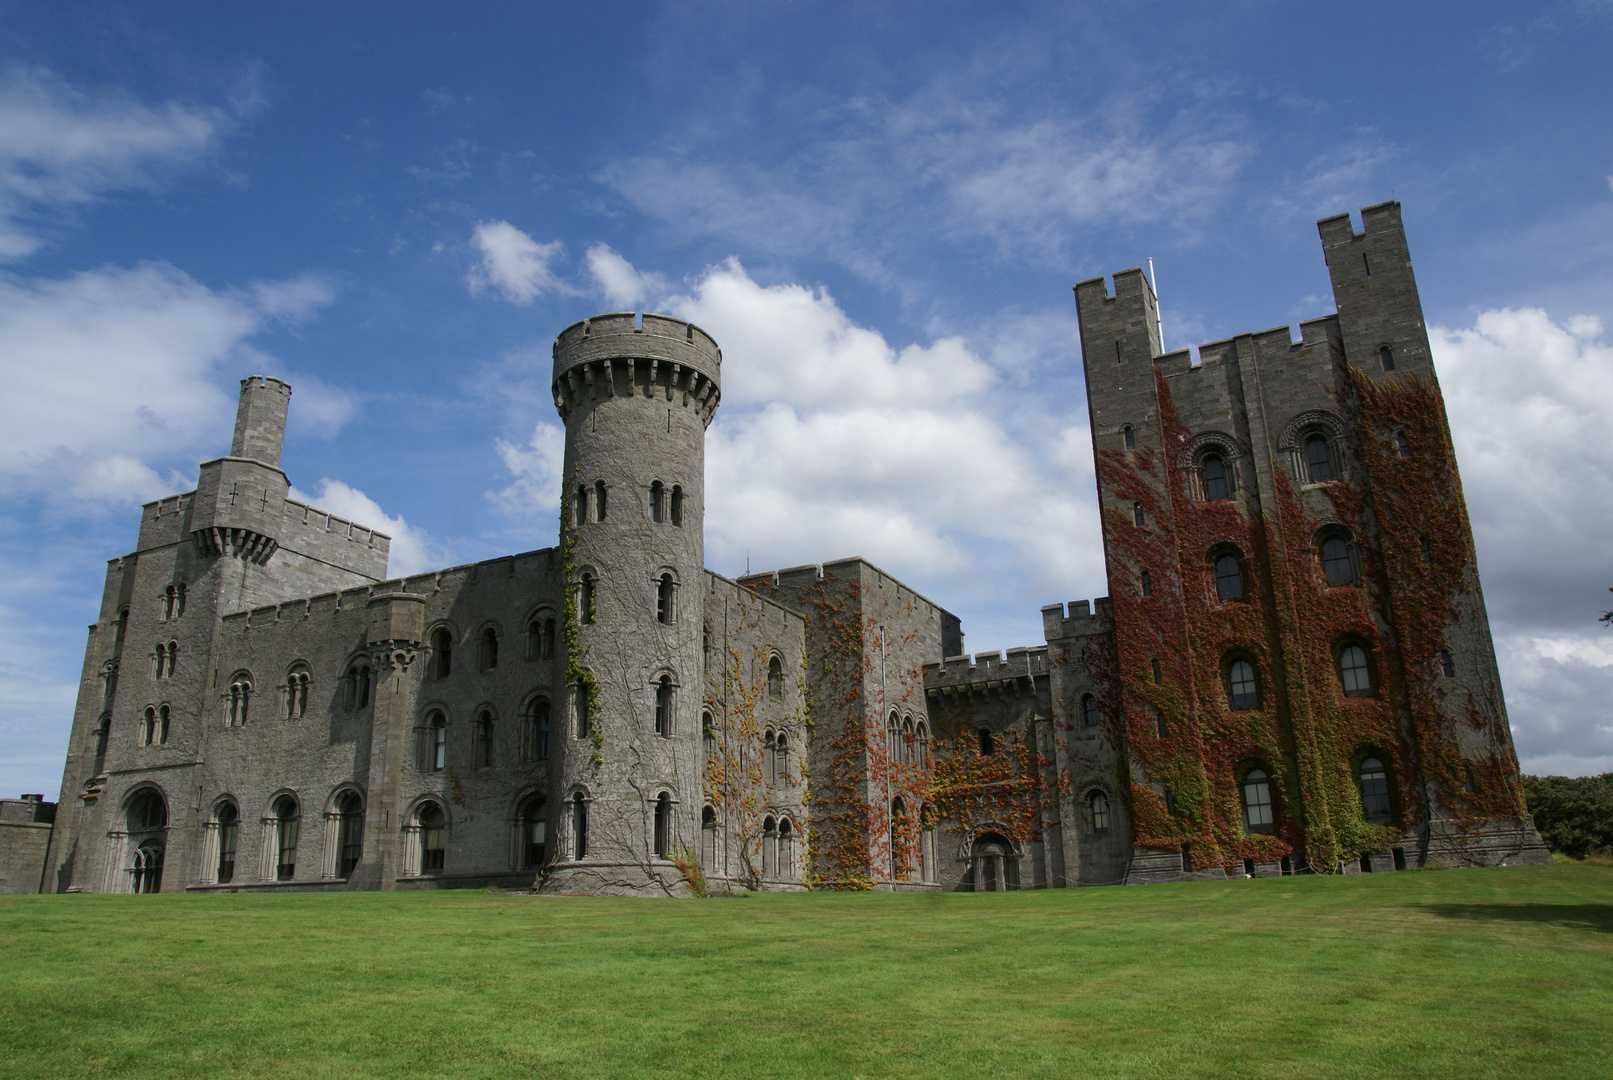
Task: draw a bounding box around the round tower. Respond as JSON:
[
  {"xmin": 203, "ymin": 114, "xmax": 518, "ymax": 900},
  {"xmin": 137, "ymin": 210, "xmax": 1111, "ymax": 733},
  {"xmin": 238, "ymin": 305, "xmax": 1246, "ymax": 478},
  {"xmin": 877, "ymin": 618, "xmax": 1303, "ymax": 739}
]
[{"xmin": 544, "ymin": 312, "xmax": 722, "ymax": 895}]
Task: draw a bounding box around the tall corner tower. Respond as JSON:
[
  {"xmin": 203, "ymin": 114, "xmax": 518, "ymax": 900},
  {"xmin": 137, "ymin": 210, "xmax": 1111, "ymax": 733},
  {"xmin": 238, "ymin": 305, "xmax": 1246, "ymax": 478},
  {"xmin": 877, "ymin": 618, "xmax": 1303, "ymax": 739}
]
[{"xmin": 544, "ymin": 312, "xmax": 722, "ymax": 894}]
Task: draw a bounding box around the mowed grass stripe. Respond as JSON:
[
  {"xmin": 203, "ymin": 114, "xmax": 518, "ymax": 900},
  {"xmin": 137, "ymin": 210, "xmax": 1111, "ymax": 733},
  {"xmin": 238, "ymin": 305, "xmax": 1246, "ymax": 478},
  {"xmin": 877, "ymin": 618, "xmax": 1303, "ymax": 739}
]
[{"xmin": 0, "ymin": 863, "xmax": 1607, "ymax": 1079}]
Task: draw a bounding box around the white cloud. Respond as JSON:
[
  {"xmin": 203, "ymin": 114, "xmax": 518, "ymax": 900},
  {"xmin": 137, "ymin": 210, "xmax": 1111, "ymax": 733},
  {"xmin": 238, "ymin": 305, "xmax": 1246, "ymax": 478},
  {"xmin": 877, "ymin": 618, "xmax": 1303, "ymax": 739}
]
[
  {"xmin": 0, "ymin": 261, "xmax": 343, "ymax": 507},
  {"xmin": 666, "ymin": 259, "xmax": 993, "ymax": 408},
  {"xmin": 490, "ymin": 421, "xmax": 565, "ymax": 520},
  {"xmin": 247, "ymin": 274, "xmax": 336, "ymax": 324},
  {"xmin": 586, "ymin": 243, "xmax": 667, "ymax": 309},
  {"xmin": 1433, "ymin": 307, "xmax": 1613, "ymax": 775},
  {"xmin": 466, "ymin": 220, "xmax": 571, "ymax": 304},
  {"xmin": 289, "ymin": 478, "xmax": 442, "ymax": 578},
  {"xmin": 0, "ymin": 66, "xmax": 228, "ymax": 260}
]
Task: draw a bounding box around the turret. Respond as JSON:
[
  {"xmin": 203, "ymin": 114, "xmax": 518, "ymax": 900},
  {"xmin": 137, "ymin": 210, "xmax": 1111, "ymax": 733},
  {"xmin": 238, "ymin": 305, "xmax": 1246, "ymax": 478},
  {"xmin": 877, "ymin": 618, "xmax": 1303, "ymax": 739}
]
[
  {"xmin": 544, "ymin": 313, "xmax": 721, "ymax": 894},
  {"xmin": 229, "ymin": 376, "xmax": 292, "ymax": 468}
]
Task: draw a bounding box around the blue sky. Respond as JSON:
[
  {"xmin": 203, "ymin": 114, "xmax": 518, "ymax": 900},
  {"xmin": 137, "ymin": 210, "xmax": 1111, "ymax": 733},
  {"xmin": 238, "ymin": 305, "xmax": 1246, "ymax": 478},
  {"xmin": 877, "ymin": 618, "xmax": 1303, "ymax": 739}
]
[{"xmin": 3, "ymin": 1, "xmax": 1612, "ymax": 798}]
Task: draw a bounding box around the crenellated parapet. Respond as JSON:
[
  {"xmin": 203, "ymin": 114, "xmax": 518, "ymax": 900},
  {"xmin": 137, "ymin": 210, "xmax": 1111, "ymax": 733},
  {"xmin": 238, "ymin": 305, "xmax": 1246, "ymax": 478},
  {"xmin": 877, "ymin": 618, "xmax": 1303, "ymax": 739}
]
[
  {"xmin": 551, "ymin": 312, "xmax": 722, "ymax": 426},
  {"xmin": 1040, "ymin": 597, "xmax": 1113, "ymax": 644},
  {"xmin": 924, "ymin": 647, "xmax": 1048, "ymax": 701}
]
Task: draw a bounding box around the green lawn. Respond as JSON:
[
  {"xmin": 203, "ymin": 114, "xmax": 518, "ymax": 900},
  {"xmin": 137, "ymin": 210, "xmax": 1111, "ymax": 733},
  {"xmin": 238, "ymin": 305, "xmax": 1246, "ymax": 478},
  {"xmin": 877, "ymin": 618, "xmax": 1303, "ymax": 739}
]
[{"xmin": 0, "ymin": 864, "xmax": 1608, "ymax": 1080}]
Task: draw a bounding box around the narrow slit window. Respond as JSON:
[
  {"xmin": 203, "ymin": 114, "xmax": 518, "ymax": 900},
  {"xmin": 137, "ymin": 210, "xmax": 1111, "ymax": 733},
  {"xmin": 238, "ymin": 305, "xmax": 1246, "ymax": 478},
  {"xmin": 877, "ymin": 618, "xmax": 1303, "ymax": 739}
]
[
  {"xmin": 594, "ymin": 480, "xmax": 608, "ymax": 521},
  {"xmin": 1081, "ymin": 694, "xmax": 1097, "ymax": 728},
  {"xmin": 657, "ymin": 574, "xmax": 675, "ymax": 624},
  {"xmin": 1439, "ymin": 650, "xmax": 1455, "ymax": 678},
  {"xmin": 1380, "ymin": 344, "xmax": 1395, "ymax": 372},
  {"xmin": 1395, "ymin": 430, "xmax": 1411, "ymax": 458},
  {"xmin": 575, "ymin": 485, "xmax": 588, "ymax": 526},
  {"xmin": 670, "ymin": 485, "xmax": 684, "ymax": 527},
  {"xmin": 1140, "ymin": 570, "xmax": 1152, "ymax": 596},
  {"xmin": 1133, "ymin": 502, "xmax": 1145, "ymax": 527},
  {"xmin": 978, "ymin": 728, "xmax": 995, "ymax": 756},
  {"xmin": 1122, "ymin": 424, "xmax": 1135, "ymax": 450},
  {"xmin": 654, "ymin": 675, "xmax": 673, "ymax": 737},
  {"xmin": 650, "ymin": 481, "xmax": 664, "ymax": 522},
  {"xmin": 1151, "ymin": 657, "xmax": 1162, "ymax": 683}
]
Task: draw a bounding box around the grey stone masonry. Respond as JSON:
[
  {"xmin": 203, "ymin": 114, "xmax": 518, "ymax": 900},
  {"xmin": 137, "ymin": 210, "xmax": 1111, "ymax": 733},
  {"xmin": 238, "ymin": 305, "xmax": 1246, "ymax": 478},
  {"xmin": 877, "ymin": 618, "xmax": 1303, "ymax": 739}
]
[{"xmin": 41, "ymin": 213, "xmax": 1553, "ymax": 897}]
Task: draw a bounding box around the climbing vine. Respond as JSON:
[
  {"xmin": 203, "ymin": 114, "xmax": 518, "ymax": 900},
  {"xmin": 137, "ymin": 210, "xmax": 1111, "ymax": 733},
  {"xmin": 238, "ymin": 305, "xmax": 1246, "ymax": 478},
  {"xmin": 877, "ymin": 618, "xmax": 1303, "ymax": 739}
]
[{"xmin": 558, "ymin": 480, "xmax": 602, "ymax": 773}]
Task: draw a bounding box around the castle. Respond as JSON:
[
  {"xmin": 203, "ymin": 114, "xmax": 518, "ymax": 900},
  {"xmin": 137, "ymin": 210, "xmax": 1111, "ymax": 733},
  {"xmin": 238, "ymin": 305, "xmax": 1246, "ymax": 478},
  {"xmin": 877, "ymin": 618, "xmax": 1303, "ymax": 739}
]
[{"xmin": 32, "ymin": 202, "xmax": 1549, "ymax": 896}]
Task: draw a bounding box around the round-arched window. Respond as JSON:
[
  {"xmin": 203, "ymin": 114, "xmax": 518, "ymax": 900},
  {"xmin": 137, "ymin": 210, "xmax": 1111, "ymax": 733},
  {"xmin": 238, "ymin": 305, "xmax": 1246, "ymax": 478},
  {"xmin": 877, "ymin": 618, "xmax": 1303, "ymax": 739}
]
[
  {"xmin": 1359, "ymin": 757, "xmax": 1392, "ymax": 823},
  {"xmin": 1305, "ymin": 434, "xmax": 1334, "ymax": 482},
  {"xmin": 1214, "ymin": 554, "xmax": 1243, "ymax": 601},
  {"xmin": 1242, "ymin": 769, "xmax": 1274, "ymax": 833}
]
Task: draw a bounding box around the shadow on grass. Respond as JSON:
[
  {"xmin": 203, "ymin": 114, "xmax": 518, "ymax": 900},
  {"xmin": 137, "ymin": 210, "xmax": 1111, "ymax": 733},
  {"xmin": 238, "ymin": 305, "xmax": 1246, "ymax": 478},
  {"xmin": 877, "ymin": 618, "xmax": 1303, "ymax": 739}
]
[{"xmin": 1418, "ymin": 903, "xmax": 1613, "ymax": 935}]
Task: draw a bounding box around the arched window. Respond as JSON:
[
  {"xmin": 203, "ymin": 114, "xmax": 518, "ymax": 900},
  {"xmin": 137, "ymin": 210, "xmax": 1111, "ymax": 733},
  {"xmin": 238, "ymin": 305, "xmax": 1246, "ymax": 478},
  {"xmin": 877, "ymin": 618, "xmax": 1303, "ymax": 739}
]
[
  {"xmin": 215, "ymin": 802, "xmax": 238, "ymax": 884},
  {"xmin": 274, "ymin": 795, "xmax": 299, "ymax": 881},
  {"xmin": 701, "ymin": 806, "xmax": 717, "ymax": 871},
  {"xmin": 430, "ymin": 628, "xmax": 453, "ymax": 678},
  {"xmin": 1151, "ymin": 657, "xmax": 1162, "ymax": 684},
  {"xmin": 1140, "ymin": 570, "xmax": 1152, "ymax": 596},
  {"xmin": 522, "ymin": 699, "xmax": 551, "ymax": 762},
  {"xmin": 478, "ymin": 627, "xmax": 499, "ymax": 671},
  {"xmin": 163, "ymin": 584, "xmax": 177, "ymax": 620},
  {"xmin": 422, "ymin": 711, "xmax": 447, "ymax": 772},
  {"xmin": 1338, "ymin": 644, "xmax": 1372, "ymax": 696},
  {"xmin": 886, "ymin": 711, "xmax": 899, "ymax": 761},
  {"xmin": 142, "ymin": 706, "xmax": 158, "ymax": 747},
  {"xmin": 1133, "ymin": 502, "xmax": 1145, "ymax": 527},
  {"xmin": 1227, "ymin": 658, "xmax": 1259, "ymax": 710},
  {"xmin": 778, "ymin": 818, "xmax": 794, "ymax": 878},
  {"xmin": 1379, "ymin": 344, "xmax": 1395, "ymax": 372},
  {"xmin": 227, "ymin": 673, "xmax": 253, "ymax": 727},
  {"xmin": 419, "ymin": 803, "xmax": 446, "ymax": 872},
  {"xmin": 1439, "ymin": 650, "xmax": 1455, "ymax": 678},
  {"xmin": 176, "ymin": 583, "xmax": 186, "ymax": 617},
  {"xmin": 915, "ymin": 722, "xmax": 929, "ymax": 766},
  {"xmin": 1304, "ymin": 434, "xmax": 1335, "ymax": 482},
  {"xmin": 572, "ymin": 792, "xmax": 588, "ymax": 859},
  {"xmin": 594, "ymin": 480, "xmax": 608, "ymax": 521},
  {"xmin": 157, "ymin": 704, "xmax": 170, "ymax": 744},
  {"xmin": 475, "ymin": 709, "xmax": 495, "ymax": 768},
  {"xmin": 767, "ymin": 655, "xmax": 784, "ymax": 700},
  {"xmin": 654, "ymin": 675, "xmax": 674, "ymax": 737},
  {"xmin": 92, "ymin": 714, "xmax": 110, "ymax": 774},
  {"xmin": 653, "ymin": 792, "xmax": 672, "ymax": 859},
  {"xmin": 902, "ymin": 718, "xmax": 915, "ymax": 766},
  {"xmin": 978, "ymin": 727, "xmax": 995, "ymax": 756},
  {"xmin": 763, "ymin": 815, "xmax": 779, "ymax": 878},
  {"xmin": 286, "ymin": 666, "xmax": 310, "ymax": 719},
  {"xmin": 775, "ymin": 731, "xmax": 789, "ymax": 780},
  {"xmin": 1090, "ymin": 791, "xmax": 1110, "ymax": 833},
  {"xmin": 1320, "ymin": 532, "xmax": 1361, "ymax": 586},
  {"xmin": 670, "ymin": 485, "xmax": 684, "ymax": 527},
  {"xmin": 657, "ymin": 574, "xmax": 675, "ymax": 624},
  {"xmin": 522, "ymin": 796, "xmax": 547, "ymax": 868},
  {"xmin": 889, "ymin": 799, "xmax": 906, "ymax": 880},
  {"xmin": 702, "ymin": 711, "xmax": 716, "ymax": 763},
  {"xmin": 337, "ymin": 792, "xmax": 364, "ymax": 877},
  {"xmin": 650, "ymin": 480, "xmax": 665, "ymax": 522},
  {"xmin": 543, "ymin": 617, "xmax": 557, "ymax": 658},
  {"xmin": 575, "ymin": 484, "xmax": 588, "ymax": 526},
  {"xmin": 1080, "ymin": 694, "xmax": 1098, "ymax": 727},
  {"xmin": 579, "ymin": 573, "xmax": 596, "ymax": 625},
  {"xmin": 1202, "ymin": 454, "xmax": 1230, "ymax": 501},
  {"xmin": 1214, "ymin": 553, "xmax": 1243, "ymax": 601},
  {"xmin": 130, "ymin": 790, "xmax": 167, "ymax": 832},
  {"xmin": 1153, "ymin": 706, "xmax": 1167, "ymax": 739},
  {"xmin": 764, "ymin": 730, "xmax": 777, "ymax": 784},
  {"xmin": 345, "ymin": 662, "xmax": 371, "ymax": 710},
  {"xmin": 1359, "ymin": 757, "xmax": 1392, "ymax": 824},
  {"xmin": 132, "ymin": 843, "xmax": 164, "ymax": 894},
  {"xmin": 1395, "ymin": 430, "xmax": 1412, "ymax": 458},
  {"xmin": 1122, "ymin": 424, "xmax": 1135, "ymax": 450},
  {"xmin": 575, "ymin": 682, "xmax": 591, "ymax": 738},
  {"xmin": 1241, "ymin": 769, "xmax": 1274, "ymax": 833}
]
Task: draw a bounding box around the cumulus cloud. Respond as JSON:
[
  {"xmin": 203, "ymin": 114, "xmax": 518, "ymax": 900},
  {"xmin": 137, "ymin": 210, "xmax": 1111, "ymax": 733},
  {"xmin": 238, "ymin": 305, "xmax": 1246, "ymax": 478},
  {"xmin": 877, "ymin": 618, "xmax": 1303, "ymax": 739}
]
[
  {"xmin": 289, "ymin": 478, "xmax": 442, "ymax": 578},
  {"xmin": 466, "ymin": 220, "xmax": 572, "ymax": 304},
  {"xmin": 654, "ymin": 258, "xmax": 1103, "ymax": 600},
  {"xmin": 586, "ymin": 243, "xmax": 667, "ymax": 309},
  {"xmin": 1433, "ymin": 307, "xmax": 1613, "ymax": 775},
  {"xmin": 0, "ymin": 261, "xmax": 342, "ymax": 508},
  {"xmin": 490, "ymin": 421, "xmax": 565, "ymax": 520},
  {"xmin": 0, "ymin": 66, "xmax": 228, "ymax": 260}
]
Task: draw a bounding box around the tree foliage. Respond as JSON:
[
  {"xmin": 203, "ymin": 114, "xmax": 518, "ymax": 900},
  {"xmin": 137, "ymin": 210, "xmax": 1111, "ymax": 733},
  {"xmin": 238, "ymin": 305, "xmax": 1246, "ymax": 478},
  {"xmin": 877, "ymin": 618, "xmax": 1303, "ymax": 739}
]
[{"xmin": 1522, "ymin": 773, "xmax": 1613, "ymax": 858}]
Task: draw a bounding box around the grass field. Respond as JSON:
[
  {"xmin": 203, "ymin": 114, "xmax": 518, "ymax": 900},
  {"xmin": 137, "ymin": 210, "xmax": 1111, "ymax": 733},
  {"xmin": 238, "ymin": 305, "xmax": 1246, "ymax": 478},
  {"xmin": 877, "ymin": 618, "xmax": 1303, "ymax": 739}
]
[{"xmin": 0, "ymin": 864, "xmax": 1608, "ymax": 1080}]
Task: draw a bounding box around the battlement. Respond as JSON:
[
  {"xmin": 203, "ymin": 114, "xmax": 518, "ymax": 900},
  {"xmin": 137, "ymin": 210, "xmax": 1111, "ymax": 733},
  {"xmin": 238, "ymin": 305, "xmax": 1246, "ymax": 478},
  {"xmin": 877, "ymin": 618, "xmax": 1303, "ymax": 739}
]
[
  {"xmin": 1073, "ymin": 267, "xmax": 1163, "ymax": 369},
  {"xmin": 923, "ymin": 645, "xmax": 1048, "ymax": 698},
  {"xmin": 551, "ymin": 311, "xmax": 722, "ymax": 425},
  {"xmin": 1041, "ymin": 597, "xmax": 1113, "ymax": 643},
  {"xmin": 1317, "ymin": 200, "xmax": 1403, "ymax": 250}
]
